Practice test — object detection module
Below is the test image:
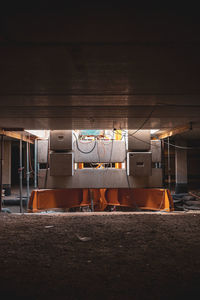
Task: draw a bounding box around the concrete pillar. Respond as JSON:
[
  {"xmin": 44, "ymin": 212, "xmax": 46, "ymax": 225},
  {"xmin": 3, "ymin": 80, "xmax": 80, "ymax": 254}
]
[
  {"xmin": 175, "ymin": 140, "xmax": 188, "ymax": 194},
  {"xmin": 0, "ymin": 135, "xmax": 3, "ymax": 211},
  {"xmin": 0, "ymin": 140, "xmax": 11, "ymax": 196}
]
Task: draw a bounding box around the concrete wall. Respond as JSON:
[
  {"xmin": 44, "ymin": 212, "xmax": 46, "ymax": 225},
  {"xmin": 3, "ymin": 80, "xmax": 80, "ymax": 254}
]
[{"xmin": 38, "ymin": 168, "xmax": 163, "ymax": 189}]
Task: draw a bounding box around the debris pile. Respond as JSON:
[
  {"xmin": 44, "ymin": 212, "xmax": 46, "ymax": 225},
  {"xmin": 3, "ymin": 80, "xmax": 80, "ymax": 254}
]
[{"xmin": 172, "ymin": 192, "xmax": 200, "ymax": 211}]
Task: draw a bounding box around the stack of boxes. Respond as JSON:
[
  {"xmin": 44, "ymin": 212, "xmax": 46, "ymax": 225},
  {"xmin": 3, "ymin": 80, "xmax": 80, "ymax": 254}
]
[
  {"xmin": 127, "ymin": 130, "xmax": 162, "ymax": 186},
  {"xmin": 127, "ymin": 130, "xmax": 152, "ymax": 176},
  {"xmin": 49, "ymin": 130, "xmax": 74, "ymax": 176}
]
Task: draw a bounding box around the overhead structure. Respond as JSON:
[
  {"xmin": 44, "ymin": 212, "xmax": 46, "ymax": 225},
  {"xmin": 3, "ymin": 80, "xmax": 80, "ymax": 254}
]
[
  {"xmin": 156, "ymin": 124, "xmax": 192, "ymax": 140},
  {"xmin": 0, "ymin": 129, "xmax": 34, "ymax": 144},
  {"xmin": 0, "ymin": 5, "xmax": 200, "ymax": 131}
]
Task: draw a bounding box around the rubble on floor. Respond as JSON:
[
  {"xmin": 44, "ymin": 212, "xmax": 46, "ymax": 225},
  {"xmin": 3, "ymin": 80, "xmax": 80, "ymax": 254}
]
[{"xmin": 172, "ymin": 191, "xmax": 200, "ymax": 211}]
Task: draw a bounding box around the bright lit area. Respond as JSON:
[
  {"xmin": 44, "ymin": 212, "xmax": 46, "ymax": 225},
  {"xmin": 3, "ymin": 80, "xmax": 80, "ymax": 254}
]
[{"xmin": 1, "ymin": 126, "xmax": 199, "ymax": 214}]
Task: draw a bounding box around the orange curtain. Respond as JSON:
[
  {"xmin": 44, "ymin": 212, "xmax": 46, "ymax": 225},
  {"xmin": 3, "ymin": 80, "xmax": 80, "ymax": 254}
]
[{"xmin": 28, "ymin": 188, "xmax": 173, "ymax": 213}]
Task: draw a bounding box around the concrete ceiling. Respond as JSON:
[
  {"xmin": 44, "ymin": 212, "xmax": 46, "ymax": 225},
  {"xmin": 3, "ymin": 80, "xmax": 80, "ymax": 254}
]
[{"xmin": 0, "ymin": 4, "xmax": 200, "ymax": 131}]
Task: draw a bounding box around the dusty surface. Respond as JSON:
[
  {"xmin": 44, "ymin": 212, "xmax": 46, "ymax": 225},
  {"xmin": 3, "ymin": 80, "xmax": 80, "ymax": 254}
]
[{"xmin": 0, "ymin": 212, "xmax": 200, "ymax": 300}]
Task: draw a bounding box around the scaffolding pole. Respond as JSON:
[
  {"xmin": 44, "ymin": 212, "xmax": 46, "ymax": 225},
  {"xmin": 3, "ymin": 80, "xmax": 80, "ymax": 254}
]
[
  {"xmin": 19, "ymin": 137, "xmax": 23, "ymax": 213},
  {"xmin": 167, "ymin": 137, "xmax": 171, "ymax": 191},
  {"xmin": 89, "ymin": 190, "xmax": 94, "ymax": 212},
  {"xmin": 26, "ymin": 141, "xmax": 30, "ymax": 208},
  {"xmin": 34, "ymin": 139, "xmax": 37, "ymax": 189}
]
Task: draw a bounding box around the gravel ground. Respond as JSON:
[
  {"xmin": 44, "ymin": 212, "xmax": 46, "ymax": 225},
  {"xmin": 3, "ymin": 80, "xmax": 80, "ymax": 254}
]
[{"xmin": 0, "ymin": 212, "xmax": 200, "ymax": 300}]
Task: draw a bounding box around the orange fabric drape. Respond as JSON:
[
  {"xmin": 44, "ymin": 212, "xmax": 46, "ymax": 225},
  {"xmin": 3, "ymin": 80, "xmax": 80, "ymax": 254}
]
[{"xmin": 28, "ymin": 188, "xmax": 173, "ymax": 213}]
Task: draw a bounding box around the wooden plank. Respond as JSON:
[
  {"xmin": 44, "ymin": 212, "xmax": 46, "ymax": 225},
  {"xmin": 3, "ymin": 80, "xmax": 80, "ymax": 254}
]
[
  {"xmin": 0, "ymin": 130, "xmax": 35, "ymax": 144},
  {"xmin": 157, "ymin": 124, "xmax": 191, "ymax": 140}
]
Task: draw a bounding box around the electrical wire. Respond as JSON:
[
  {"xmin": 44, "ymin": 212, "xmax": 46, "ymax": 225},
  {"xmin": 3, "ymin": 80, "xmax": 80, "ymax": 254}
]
[
  {"xmin": 118, "ymin": 128, "xmax": 199, "ymax": 151},
  {"xmin": 78, "ymin": 139, "xmax": 94, "ymax": 144},
  {"xmin": 73, "ymin": 132, "xmax": 97, "ymax": 154},
  {"xmin": 133, "ymin": 131, "xmax": 195, "ymax": 150},
  {"xmin": 96, "ymin": 140, "xmax": 101, "ymax": 163},
  {"xmin": 106, "ymin": 129, "xmax": 114, "ymax": 169},
  {"xmin": 113, "ymin": 103, "xmax": 200, "ymax": 150},
  {"xmin": 163, "ymin": 140, "xmax": 199, "ymax": 150},
  {"xmin": 128, "ymin": 106, "xmax": 156, "ymax": 137},
  {"xmin": 96, "ymin": 139, "xmax": 106, "ymax": 163},
  {"xmin": 73, "ymin": 131, "xmax": 117, "ymax": 168}
]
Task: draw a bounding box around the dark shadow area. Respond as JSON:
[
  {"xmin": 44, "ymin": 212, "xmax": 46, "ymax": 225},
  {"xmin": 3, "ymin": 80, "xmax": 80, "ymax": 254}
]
[{"xmin": 0, "ymin": 213, "xmax": 200, "ymax": 300}]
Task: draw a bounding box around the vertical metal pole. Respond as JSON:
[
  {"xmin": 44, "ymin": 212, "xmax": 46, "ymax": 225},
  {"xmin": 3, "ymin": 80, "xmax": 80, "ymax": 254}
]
[
  {"xmin": 26, "ymin": 141, "xmax": 30, "ymax": 208},
  {"xmin": 161, "ymin": 139, "xmax": 165, "ymax": 187},
  {"xmin": 0, "ymin": 135, "xmax": 4, "ymax": 212},
  {"xmin": 89, "ymin": 190, "xmax": 94, "ymax": 212},
  {"xmin": 167, "ymin": 137, "xmax": 171, "ymax": 190},
  {"xmin": 19, "ymin": 137, "xmax": 23, "ymax": 213},
  {"xmin": 34, "ymin": 139, "xmax": 37, "ymax": 189}
]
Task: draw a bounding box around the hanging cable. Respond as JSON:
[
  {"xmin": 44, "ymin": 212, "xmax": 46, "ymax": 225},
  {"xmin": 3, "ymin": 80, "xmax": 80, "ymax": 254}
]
[
  {"xmin": 73, "ymin": 132, "xmax": 97, "ymax": 154},
  {"xmin": 111, "ymin": 102, "xmax": 198, "ymax": 151},
  {"xmin": 128, "ymin": 106, "xmax": 156, "ymax": 137},
  {"xmin": 104, "ymin": 129, "xmax": 114, "ymax": 170},
  {"xmin": 118, "ymin": 128, "xmax": 199, "ymax": 151}
]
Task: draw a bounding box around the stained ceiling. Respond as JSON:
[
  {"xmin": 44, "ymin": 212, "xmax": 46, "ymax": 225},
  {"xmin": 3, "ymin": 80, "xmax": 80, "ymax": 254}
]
[{"xmin": 0, "ymin": 3, "xmax": 200, "ymax": 133}]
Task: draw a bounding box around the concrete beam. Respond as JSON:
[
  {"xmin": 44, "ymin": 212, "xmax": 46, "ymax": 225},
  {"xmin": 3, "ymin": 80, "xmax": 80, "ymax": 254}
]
[{"xmin": 38, "ymin": 168, "xmax": 163, "ymax": 189}]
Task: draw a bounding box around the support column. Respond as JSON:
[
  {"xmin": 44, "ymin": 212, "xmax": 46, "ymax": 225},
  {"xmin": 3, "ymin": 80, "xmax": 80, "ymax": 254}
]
[
  {"xmin": 167, "ymin": 137, "xmax": 171, "ymax": 190},
  {"xmin": 3, "ymin": 141, "xmax": 12, "ymax": 196},
  {"xmin": 0, "ymin": 135, "xmax": 4, "ymax": 212},
  {"xmin": 26, "ymin": 142, "xmax": 30, "ymax": 208},
  {"xmin": 19, "ymin": 137, "xmax": 23, "ymax": 213},
  {"xmin": 175, "ymin": 140, "xmax": 188, "ymax": 194},
  {"xmin": 34, "ymin": 139, "xmax": 38, "ymax": 189}
]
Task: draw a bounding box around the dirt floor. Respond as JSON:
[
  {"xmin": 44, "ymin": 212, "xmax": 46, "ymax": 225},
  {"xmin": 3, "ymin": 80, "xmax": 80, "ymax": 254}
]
[{"xmin": 1, "ymin": 212, "xmax": 200, "ymax": 300}]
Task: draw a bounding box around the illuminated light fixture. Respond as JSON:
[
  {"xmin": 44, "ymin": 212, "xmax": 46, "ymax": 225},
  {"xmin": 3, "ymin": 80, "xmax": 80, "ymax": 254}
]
[
  {"xmin": 150, "ymin": 129, "xmax": 159, "ymax": 134},
  {"xmin": 24, "ymin": 130, "xmax": 50, "ymax": 139}
]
